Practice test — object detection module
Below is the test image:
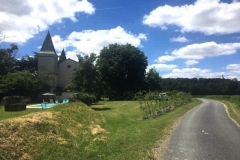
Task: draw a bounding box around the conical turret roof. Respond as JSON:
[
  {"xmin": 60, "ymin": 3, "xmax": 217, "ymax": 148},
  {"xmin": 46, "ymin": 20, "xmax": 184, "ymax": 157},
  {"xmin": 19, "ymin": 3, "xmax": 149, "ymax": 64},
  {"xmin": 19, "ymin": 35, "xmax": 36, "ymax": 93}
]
[
  {"xmin": 59, "ymin": 48, "xmax": 67, "ymax": 63},
  {"xmin": 40, "ymin": 31, "xmax": 56, "ymax": 54}
]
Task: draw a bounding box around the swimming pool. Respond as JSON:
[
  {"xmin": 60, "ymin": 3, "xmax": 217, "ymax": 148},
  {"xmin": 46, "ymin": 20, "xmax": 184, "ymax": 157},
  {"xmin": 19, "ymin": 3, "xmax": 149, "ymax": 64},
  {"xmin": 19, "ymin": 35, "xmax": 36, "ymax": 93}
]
[{"xmin": 27, "ymin": 103, "xmax": 58, "ymax": 109}]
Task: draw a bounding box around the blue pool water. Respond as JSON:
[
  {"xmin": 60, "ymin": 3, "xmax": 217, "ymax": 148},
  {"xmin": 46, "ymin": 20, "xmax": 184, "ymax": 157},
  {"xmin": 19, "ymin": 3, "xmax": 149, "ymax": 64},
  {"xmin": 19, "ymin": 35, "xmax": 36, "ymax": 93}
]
[{"xmin": 27, "ymin": 103, "xmax": 58, "ymax": 109}]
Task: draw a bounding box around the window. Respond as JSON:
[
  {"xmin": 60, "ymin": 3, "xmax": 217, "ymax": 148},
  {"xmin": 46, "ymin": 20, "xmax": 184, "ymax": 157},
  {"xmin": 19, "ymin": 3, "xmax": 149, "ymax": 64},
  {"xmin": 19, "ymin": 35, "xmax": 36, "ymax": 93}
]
[{"xmin": 67, "ymin": 65, "xmax": 71, "ymax": 68}]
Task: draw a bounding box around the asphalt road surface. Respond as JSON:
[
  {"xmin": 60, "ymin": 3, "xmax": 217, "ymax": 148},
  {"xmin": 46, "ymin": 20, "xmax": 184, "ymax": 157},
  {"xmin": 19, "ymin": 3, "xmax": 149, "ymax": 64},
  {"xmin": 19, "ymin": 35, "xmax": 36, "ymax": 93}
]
[{"xmin": 165, "ymin": 99, "xmax": 240, "ymax": 160}]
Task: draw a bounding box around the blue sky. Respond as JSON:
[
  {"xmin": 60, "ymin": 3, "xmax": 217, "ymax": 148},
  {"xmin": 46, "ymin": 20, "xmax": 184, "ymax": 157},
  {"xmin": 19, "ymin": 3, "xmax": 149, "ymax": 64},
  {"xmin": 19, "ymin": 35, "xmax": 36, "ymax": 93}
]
[{"xmin": 1, "ymin": 0, "xmax": 240, "ymax": 79}]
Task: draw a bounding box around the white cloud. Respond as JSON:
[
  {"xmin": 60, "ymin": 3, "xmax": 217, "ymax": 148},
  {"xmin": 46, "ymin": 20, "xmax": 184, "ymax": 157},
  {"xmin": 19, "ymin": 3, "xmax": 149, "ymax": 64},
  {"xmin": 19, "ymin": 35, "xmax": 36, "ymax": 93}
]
[
  {"xmin": 159, "ymin": 65, "xmax": 240, "ymax": 79},
  {"xmin": 170, "ymin": 36, "xmax": 188, "ymax": 43},
  {"xmin": 147, "ymin": 63, "xmax": 177, "ymax": 71},
  {"xmin": 226, "ymin": 64, "xmax": 240, "ymax": 71},
  {"xmin": 185, "ymin": 60, "xmax": 199, "ymax": 66},
  {"xmin": 138, "ymin": 33, "xmax": 147, "ymax": 40},
  {"xmin": 155, "ymin": 55, "xmax": 176, "ymax": 63},
  {"xmin": 226, "ymin": 64, "xmax": 240, "ymax": 77},
  {"xmin": 162, "ymin": 68, "xmax": 225, "ymax": 79},
  {"xmin": 51, "ymin": 26, "xmax": 147, "ymax": 60},
  {"xmin": 155, "ymin": 42, "xmax": 240, "ymax": 63},
  {"xmin": 161, "ymin": 26, "xmax": 168, "ymax": 30},
  {"xmin": 142, "ymin": 0, "xmax": 240, "ymax": 35},
  {"xmin": 0, "ymin": 0, "xmax": 95, "ymax": 43}
]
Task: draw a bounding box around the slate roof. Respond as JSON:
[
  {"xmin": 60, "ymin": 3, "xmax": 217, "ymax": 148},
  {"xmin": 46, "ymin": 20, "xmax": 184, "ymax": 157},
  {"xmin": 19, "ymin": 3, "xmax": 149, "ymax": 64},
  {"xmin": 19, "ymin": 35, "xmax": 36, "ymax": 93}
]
[
  {"xmin": 59, "ymin": 48, "xmax": 67, "ymax": 63},
  {"xmin": 40, "ymin": 31, "xmax": 56, "ymax": 54}
]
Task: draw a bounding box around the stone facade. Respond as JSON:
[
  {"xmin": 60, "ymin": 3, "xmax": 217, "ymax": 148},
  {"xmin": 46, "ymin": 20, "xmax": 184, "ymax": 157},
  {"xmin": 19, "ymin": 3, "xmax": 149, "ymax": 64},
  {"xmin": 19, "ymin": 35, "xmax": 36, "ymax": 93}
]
[{"xmin": 37, "ymin": 31, "xmax": 78, "ymax": 92}]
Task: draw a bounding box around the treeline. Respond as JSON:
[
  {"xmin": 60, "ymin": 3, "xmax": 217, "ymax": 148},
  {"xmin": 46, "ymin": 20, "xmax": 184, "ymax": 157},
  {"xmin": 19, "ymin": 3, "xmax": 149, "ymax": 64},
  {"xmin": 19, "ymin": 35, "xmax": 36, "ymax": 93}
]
[
  {"xmin": 161, "ymin": 78, "xmax": 240, "ymax": 95},
  {"xmin": 1, "ymin": 43, "xmax": 240, "ymax": 103}
]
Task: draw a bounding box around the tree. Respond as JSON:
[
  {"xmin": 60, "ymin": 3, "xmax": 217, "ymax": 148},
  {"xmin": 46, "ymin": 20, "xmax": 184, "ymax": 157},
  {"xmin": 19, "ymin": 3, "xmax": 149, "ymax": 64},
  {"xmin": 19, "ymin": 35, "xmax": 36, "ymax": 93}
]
[
  {"xmin": 0, "ymin": 44, "xmax": 18, "ymax": 75},
  {"xmin": 72, "ymin": 53, "xmax": 102, "ymax": 99},
  {"xmin": 0, "ymin": 71, "xmax": 50, "ymax": 101},
  {"xmin": 98, "ymin": 43, "xmax": 148, "ymax": 100},
  {"xmin": 145, "ymin": 67, "xmax": 162, "ymax": 91},
  {"xmin": 16, "ymin": 53, "xmax": 38, "ymax": 72}
]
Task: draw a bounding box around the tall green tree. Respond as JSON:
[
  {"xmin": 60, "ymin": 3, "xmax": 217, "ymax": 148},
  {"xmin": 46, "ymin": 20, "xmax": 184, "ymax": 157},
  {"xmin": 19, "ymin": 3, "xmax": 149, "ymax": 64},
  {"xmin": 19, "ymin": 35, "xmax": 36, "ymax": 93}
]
[
  {"xmin": 16, "ymin": 53, "xmax": 38, "ymax": 72},
  {"xmin": 98, "ymin": 43, "xmax": 148, "ymax": 100},
  {"xmin": 0, "ymin": 44, "xmax": 18, "ymax": 75},
  {"xmin": 72, "ymin": 53, "xmax": 102, "ymax": 99},
  {"xmin": 0, "ymin": 71, "xmax": 50, "ymax": 100},
  {"xmin": 145, "ymin": 67, "xmax": 162, "ymax": 91}
]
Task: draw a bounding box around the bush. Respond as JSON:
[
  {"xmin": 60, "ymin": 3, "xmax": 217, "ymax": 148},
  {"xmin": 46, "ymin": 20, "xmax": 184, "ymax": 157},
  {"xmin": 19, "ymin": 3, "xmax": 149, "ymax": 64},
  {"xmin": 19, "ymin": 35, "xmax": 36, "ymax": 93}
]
[
  {"xmin": 2, "ymin": 96, "xmax": 26, "ymax": 112},
  {"xmin": 5, "ymin": 103, "xmax": 26, "ymax": 111},
  {"xmin": 1, "ymin": 96, "xmax": 24, "ymax": 105},
  {"xmin": 72, "ymin": 93, "xmax": 97, "ymax": 106},
  {"xmin": 138, "ymin": 91, "xmax": 192, "ymax": 119},
  {"xmin": 133, "ymin": 91, "xmax": 147, "ymax": 101}
]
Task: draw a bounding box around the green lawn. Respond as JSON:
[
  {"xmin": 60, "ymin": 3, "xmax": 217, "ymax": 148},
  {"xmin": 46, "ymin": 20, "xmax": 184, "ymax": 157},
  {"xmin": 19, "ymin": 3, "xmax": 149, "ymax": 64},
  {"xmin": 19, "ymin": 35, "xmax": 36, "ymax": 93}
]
[
  {"xmin": 90, "ymin": 99, "xmax": 201, "ymax": 159},
  {"xmin": 0, "ymin": 106, "xmax": 42, "ymax": 121},
  {"xmin": 0, "ymin": 99, "xmax": 201, "ymax": 160}
]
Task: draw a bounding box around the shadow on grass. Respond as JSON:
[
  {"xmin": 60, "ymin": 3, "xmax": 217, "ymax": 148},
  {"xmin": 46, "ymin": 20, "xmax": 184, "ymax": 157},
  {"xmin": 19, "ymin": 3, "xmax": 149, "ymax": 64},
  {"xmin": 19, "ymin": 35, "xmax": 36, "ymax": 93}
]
[{"xmin": 91, "ymin": 107, "xmax": 111, "ymax": 111}]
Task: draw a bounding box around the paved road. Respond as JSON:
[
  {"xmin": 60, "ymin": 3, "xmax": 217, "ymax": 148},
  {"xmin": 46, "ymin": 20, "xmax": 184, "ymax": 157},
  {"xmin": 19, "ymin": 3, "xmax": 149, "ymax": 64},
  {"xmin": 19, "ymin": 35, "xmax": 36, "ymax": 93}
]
[{"xmin": 165, "ymin": 99, "xmax": 240, "ymax": 160}]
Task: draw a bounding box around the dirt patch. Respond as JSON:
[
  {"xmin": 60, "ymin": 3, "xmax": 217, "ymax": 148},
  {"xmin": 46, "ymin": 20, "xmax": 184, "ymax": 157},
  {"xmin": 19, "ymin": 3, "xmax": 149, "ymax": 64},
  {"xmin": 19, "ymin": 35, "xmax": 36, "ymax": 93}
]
[
  {"xmin": 10, "ymin": 112, "xmax": 57, "ymax": 124},
  {"xmin": 90, "ymin": 125, "xmax": 106, "ymax": 135},
  {"xmin": 93, "ymin": 136, "xmax": 106, "ymax": 142},
  {"xmin": 76, "ymin": 123, "xmax": 83, "ymax": 127}
]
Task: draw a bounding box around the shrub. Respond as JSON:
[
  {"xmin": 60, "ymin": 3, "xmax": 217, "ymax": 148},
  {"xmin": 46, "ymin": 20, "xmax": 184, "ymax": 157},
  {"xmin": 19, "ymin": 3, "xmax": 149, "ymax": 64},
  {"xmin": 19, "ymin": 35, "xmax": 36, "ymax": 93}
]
[
  {"xmin": 5, "ymin": 103, "xmax": 26, "ymax": 111},
  {"xmin": 138, "ymin": 91, "xmax": 192, "ymax": 119},
  {"xmin": 1, "ymin": 96, "xmax": 24, "ymax": 105},
  {"xmin": 72, "ymin": 92, "xmax": 97, "ymax": 106},
  {"xmin": 2, "ymin": 96, "xmax": 26, "ymax": 112},
  {"xmin": 132, "ymin": 91, "xmax": 147, "ymax": 101}
]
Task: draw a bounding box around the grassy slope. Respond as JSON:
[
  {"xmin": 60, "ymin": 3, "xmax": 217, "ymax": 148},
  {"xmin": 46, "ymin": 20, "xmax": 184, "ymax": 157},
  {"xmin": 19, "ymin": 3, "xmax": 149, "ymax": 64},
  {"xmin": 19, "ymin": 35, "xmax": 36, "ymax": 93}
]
[
  {"xmin": 0, "ymin": 107, "xmax": 42, "ymax": 121},
  {"xmin": 0, "ymin": 100, "xmax": 201, "ymax": 160}
]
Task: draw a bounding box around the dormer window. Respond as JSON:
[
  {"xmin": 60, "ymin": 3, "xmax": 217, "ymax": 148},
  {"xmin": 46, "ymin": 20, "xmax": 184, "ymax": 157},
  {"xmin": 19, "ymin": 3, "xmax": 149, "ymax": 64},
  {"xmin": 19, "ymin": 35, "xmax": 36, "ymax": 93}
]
[{"xmin": 67, "ymin": 65, "xmax": 71, "ymax": 68}]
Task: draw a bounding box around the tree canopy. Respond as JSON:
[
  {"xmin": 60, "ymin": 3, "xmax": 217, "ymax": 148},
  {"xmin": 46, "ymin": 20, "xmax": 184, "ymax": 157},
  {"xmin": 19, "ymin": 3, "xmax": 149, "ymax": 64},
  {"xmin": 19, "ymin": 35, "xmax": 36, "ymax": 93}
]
[
  {"xmin": 161, "ymin": 78, "xmax": 240, "ymax": 95},
  {"xmin": 97, "ymin": 43, "xmax": 148, "ymax": 100},
  {"xmin": 0, "ymin": 44, "xmax": 18, "ymax": 75},
  {"xmin": 16, "ymin": 53, "xmax": 38, "ymax": 72},
  {"xmin": 72, "ymin": 53, "xmax": 102, "ymax": 99},
  {"xmin": 145, "ymin": 67, "xmax": 162, "ymax": 91},
  {"xmin": 0, "ymin": 71, "xmax": 50, "ymax": 100}
]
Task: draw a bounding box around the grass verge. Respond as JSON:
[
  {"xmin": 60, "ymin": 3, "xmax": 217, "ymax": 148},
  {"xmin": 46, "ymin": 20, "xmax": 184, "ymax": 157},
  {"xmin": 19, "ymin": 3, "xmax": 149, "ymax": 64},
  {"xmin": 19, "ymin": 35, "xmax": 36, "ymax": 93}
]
[
  {"xmin": 211, "ymin": 99, "xmax": 240, "ymax": 127},
  {"xmin": 0, "ymin": 99, "xmax": 201, "ymax": 160},
  {"xmin": 0, "ymin": 106, "xmax": 42, "ymax": 121}
]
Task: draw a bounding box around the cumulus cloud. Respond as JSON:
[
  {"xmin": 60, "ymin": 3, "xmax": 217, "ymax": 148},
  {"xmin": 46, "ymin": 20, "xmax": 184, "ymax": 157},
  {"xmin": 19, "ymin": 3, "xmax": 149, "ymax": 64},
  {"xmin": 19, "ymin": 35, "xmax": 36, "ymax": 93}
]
[
  {"xmin": 155, "ymin": 55, "xmax": 176, "ymax": 63},
  {"xmin": 142, "ymin": 0, "xmax": 240, "ymax": 35},
  {"xmin": 226, "ymin": 64, "xmax": 240, "ymax": 77},
  {"xmin": 0, "ymin": 0, "xmax": 95, "ymax": 43},
  {"xmin": 147, "ymin": 63, "xmax": 177, "ymax": 71},
  {"xmin": 162, "ymin": 68, "xmax": 225, "ymax": 79},
  {"xmin": 155, "ymin": 64, "xmax": 240, "ymax": 79},
  {"xmin": 226, "ymin": 64, "xmax": 240, "ymax": 71},
  {"xmin": 185, "ymin": 60, "xmax": 199, "ymax": 66},
  {"xmin": 155, "ymin": 42, "xmax": 240, "ymax": 63},
  {"xmin": 170, "ymin": 36, "xmax": 189, "ymax": 43},
  {"xmin": 50, "ymin": 26, "xmax": 147, "ymax": 60}
]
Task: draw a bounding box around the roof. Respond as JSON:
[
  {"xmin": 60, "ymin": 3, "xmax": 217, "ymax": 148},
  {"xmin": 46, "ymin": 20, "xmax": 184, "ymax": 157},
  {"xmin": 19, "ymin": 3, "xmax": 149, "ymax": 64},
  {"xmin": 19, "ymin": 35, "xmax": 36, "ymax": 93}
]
[
  {"xmin": 59, "ymin": 48, "xmax": 67, "ymax": 63},
  {"xmin": 40, "ymin": 31, "xmax": 56, "ymax": 54}
]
